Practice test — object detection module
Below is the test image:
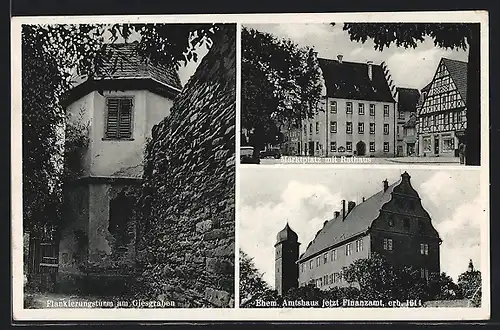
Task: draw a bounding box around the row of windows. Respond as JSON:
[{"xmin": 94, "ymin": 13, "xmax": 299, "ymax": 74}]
[
  {"xmin": 301, "ymin": 239, "xmax": 364, "ymax": 272},
  {"xmin": 382, "ymin": 238, "xmax": 430, "ymax": 256},
  {"xmin": 420, "ymin": 111, "xmax": 466, "ymax": 127},
  {"xmin": 302, "ymin": 267, "xmax": 432, "ymax": 287},
  {"xmin": 329, "ymin": 141, "xmax": 390, "ymax": 153},
  {"xmin": 329, "ymin": 101, "xmax": 391, "ymax": 117},
  {"xmin": 309, "ymin": 122, "xmax": 391, "ymax": 135},
  {"xmin": 422, "ymin": 136, "xmax": 457, "ymax": 153},
  {"xmin": 387, "ymin": 215, "xmax": 425, "ymax": 231},
  {"xmin": 306, "ymin": 272, "xmax": 345, "ymax": 288}
]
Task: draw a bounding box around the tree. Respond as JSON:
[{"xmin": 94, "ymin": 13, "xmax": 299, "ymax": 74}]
[
  {"xmin": 21, "ymin": 23, "xmax": 219, "ymax": 236},
  {"xmin": 426, "ymin": 272, "xmax": 462, "ymax": 301},
  {"xmin": 239, "ymin": 249, "xmax": 276, "ymax": 308},
  {"xmin": 341, "ymin": 23, "xmax": 481, "ymax": 165},
  {"xmin": 457, "ymin": 259, "xmax": 482, "ymax": 307},
  {"xmin": 343, "ymin": 253, "xmax": 429, "ymax": 303},
  {"xmin": 241, "ymin": 27, "xmax": 322, "ymax": 151},
  {"xmin": 282, "ymin": 283, "xmax": 324, "ymax": 307}
]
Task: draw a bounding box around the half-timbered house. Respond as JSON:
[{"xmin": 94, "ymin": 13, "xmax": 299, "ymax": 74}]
[{"xmin": 417, "ymin": 58, "xmax": 468, "ymax": 157}]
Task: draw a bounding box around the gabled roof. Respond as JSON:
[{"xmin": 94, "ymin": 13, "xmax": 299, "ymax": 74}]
[
  {"xmin": 421, "ymin": 81, "xmax": 432, "ymax": 93},
  {"xmin": 96, "ymin": 42, "xmax": 182, "ymax": 90},
  {"xmin": 298, "ymin": 179, "xmax": 400, "ymax": 262},
  {"xmin": 396, "ymin": 87, "xmax": 420, "ymax": 113},
  {"xmin": 442, "ymin": 58, "xmax": 468, "ymax": 104},
  {"xmin": 318, "ymin": 58, "xmax": 395, "ymax": 103},
  {"xmin": 403, "ymin": 115, "xmax": 417, "ymax": 128}
]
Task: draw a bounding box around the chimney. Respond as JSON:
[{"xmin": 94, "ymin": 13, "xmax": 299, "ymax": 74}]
[
  {"xmin": 337, "ymin": 54, "xmax": 343, "ymax": 64},
  {"xmin": 334, "ymin": 211, "xmax": 340, "ymax": 218},
  {"xmin": 347, "ymin": 201, "xmax": 356, "ymax": 214},
  {"xmin": 342, "ymin": 200, "xmax": 346, "ymax": 220},
  {"xmin": 383, "ymin": 179, "xmax": 389, "ymax": 192},
  {"xmin": 367, "ymin": 61, "xmax": 373, "ymax": 80}
]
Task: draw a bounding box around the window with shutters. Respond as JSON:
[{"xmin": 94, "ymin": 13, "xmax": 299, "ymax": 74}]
[{"xmin": 105, "ymin": 97, "xmax": 134, "ymax": 139}]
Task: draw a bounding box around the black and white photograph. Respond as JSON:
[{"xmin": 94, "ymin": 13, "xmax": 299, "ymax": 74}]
[
  {"xmin": 11, "ymin": 11, "xmax": 489, "ymax": 323},
  {"xmin": 14, "ymin": 20, "xmax": 236, "ymax": 313},
  {"xmin": 239, "ymin": 167, "xmax": 487, "ymax": 311},
  {"xmin": 240, "ymin": 22, "xmax": 482, "ymax": 166}
]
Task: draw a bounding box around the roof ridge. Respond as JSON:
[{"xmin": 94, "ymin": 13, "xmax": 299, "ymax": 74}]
[
  {"xmin": 318, "ymin": 57, "xmax": 382, "ymax": 67},
  {"xmin": 298, "ymin": 178, "xmax": 402, "ymax": 261},
  {"xmin": 442, "ymin": 57, "xmax": 468, "ymax": 64}
]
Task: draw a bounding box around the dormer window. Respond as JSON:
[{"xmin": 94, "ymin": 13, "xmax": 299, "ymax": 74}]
[{"xmin": 105, "ymin": 97, "xmax": 133, "ymax": 139}]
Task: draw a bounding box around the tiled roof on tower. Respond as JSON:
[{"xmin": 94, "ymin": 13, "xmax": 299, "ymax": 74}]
[{"xmin": 276, "ymin": 223, "xmax": 299, "ymax": 244}]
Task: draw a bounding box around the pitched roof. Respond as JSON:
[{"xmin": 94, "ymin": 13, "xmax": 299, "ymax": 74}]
[
  {"xmin": 298, "ymin": 179, "xmax": 400, "ymax": 262},
  {"xmin": 403, "ymin": 115, "xmax": 417, "ymax": 128},
  {"xmin": 442, "ymin": 58, "xmax": 468, "ymax": 104},
  {"xmin": 421, "ymin": 81, "xmax": 432, "ymax": 93},
  {"xmin": 318, "ymin": 58, "xmax": 395, "ymax": 103},
  {"xmin": 396, "ymin": 87, "xmax": 420, "ymax": 112},
  {"xmin": 97, "ymin": 42, "xmax": 182, "ymax": 90}
]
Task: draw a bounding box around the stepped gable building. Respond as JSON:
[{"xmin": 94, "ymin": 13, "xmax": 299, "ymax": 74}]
[
  {"xmin": 275, "ymin": 172, "xmax": 441, "ymax": 292},
  {"xmin": 297, "ymin": 55, "xmax": 397, "ymax": 158},
  {"xmin": 59, "ymin": 42, "xmax": 182, "ymax": 286},
  {"xmin": 417, "ymin": 58, "xmax": 468, "ymax": 157},
  {"xmin": 274, "ymin": 223, "xmax": 300, "ymax": 296},
  {"xmin": 395, "ymin": 87, "xmax": 420, "ymax": 157}
]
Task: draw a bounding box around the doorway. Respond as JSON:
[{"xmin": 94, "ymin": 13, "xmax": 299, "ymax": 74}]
[
  {"xmin": 308, "ymin": 141, "xmax": 315, "ymax": 156},
  {"xmin": 356, "ymin": 141, "xmax": 366, "ymax": 156},
  {"xmin": 434, "ymin": 137, "xmax": 440, "ymax": 155}
]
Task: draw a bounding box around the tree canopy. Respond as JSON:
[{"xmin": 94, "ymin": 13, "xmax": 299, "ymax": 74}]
[
  {"xmin": 239, "ymin": 249, "xmax": 277, "ymax": 307},
  {"xmin": 457, "ymin": 259, "xmax": 482, "ymax": 307},
  {"xmin": 21, "ymin": 23, "xmax": 219, "ymax": 234},
  {"xmin": 240, "ymin": 250, "xmax": 466, "ymax": 308},
  {"xmin": 340, "ymin": 22, "xmax": 480, "ymax": 165},
  {"xmin": 241, "ymin": 27, "xmax": 322, "ymax": 151}
]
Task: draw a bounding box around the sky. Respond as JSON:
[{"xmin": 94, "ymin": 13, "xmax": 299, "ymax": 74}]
[
  {"xmin": 239, "ymin": 167, "xmax": 484, "ymax": 287},
  {"xmin": 244, "ymin": 23, "xmax": 469, "ymax": 91}
]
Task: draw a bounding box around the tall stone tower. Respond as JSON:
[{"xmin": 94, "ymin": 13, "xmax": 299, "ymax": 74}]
[{"xmin": 275, "ymin": 223, "xmax": 300, "ymax": 296}]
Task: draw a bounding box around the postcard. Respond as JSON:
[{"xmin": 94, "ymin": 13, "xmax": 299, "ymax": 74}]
[{"xmin": 11, "ymin": 10, "xmax": 489, "ymax": 322}]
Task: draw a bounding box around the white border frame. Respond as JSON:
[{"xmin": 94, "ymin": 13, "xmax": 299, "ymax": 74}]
[{"xmin": 11, "ymin": 10, "xmax": 489, "ymax": 321}]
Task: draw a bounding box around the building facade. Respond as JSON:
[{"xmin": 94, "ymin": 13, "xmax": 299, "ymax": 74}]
[
  {"xmin": 417, "ymin": 58, "xmax": 468, "ymax": 157},
  {"xmin": 58, "ymin": 43, "xmax": 181, "ymax": 283},
  {"xmin": 395, "ymin": 87, "xmax": 420, "ymax": 156},
  {"xmin": 275, "ymin": 172, "xmax": 441, "ymax": 292},
  {"xmin": 296, "ymin": 56, "xmax": 397, "ymax": 158}
]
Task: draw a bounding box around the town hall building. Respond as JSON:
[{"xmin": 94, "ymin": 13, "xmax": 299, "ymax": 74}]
[
  {"xmin": 58, "ymin": 42, "xmax": 182, "ymax": 286},
  {"xmin": 295, "ymin": 55, "xmax": 397, "ymax": 158},
  {"xmin": 274, "ymin": 172, "xmax": 441, "ymax": 295}
]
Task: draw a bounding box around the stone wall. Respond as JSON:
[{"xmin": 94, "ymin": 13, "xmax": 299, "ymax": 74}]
[{"xmin": 135, "ymin": 24, "xmax": 236, "ymax": 308}]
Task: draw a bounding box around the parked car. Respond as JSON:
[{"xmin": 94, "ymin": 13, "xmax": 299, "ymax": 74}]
[
  {"xmin": 260, "ymin": 147, "xmax": 281, "ymax": 159},
  {"xmin": 240, "ymin": 146, "xmax": 260, "ymax": 164}
]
